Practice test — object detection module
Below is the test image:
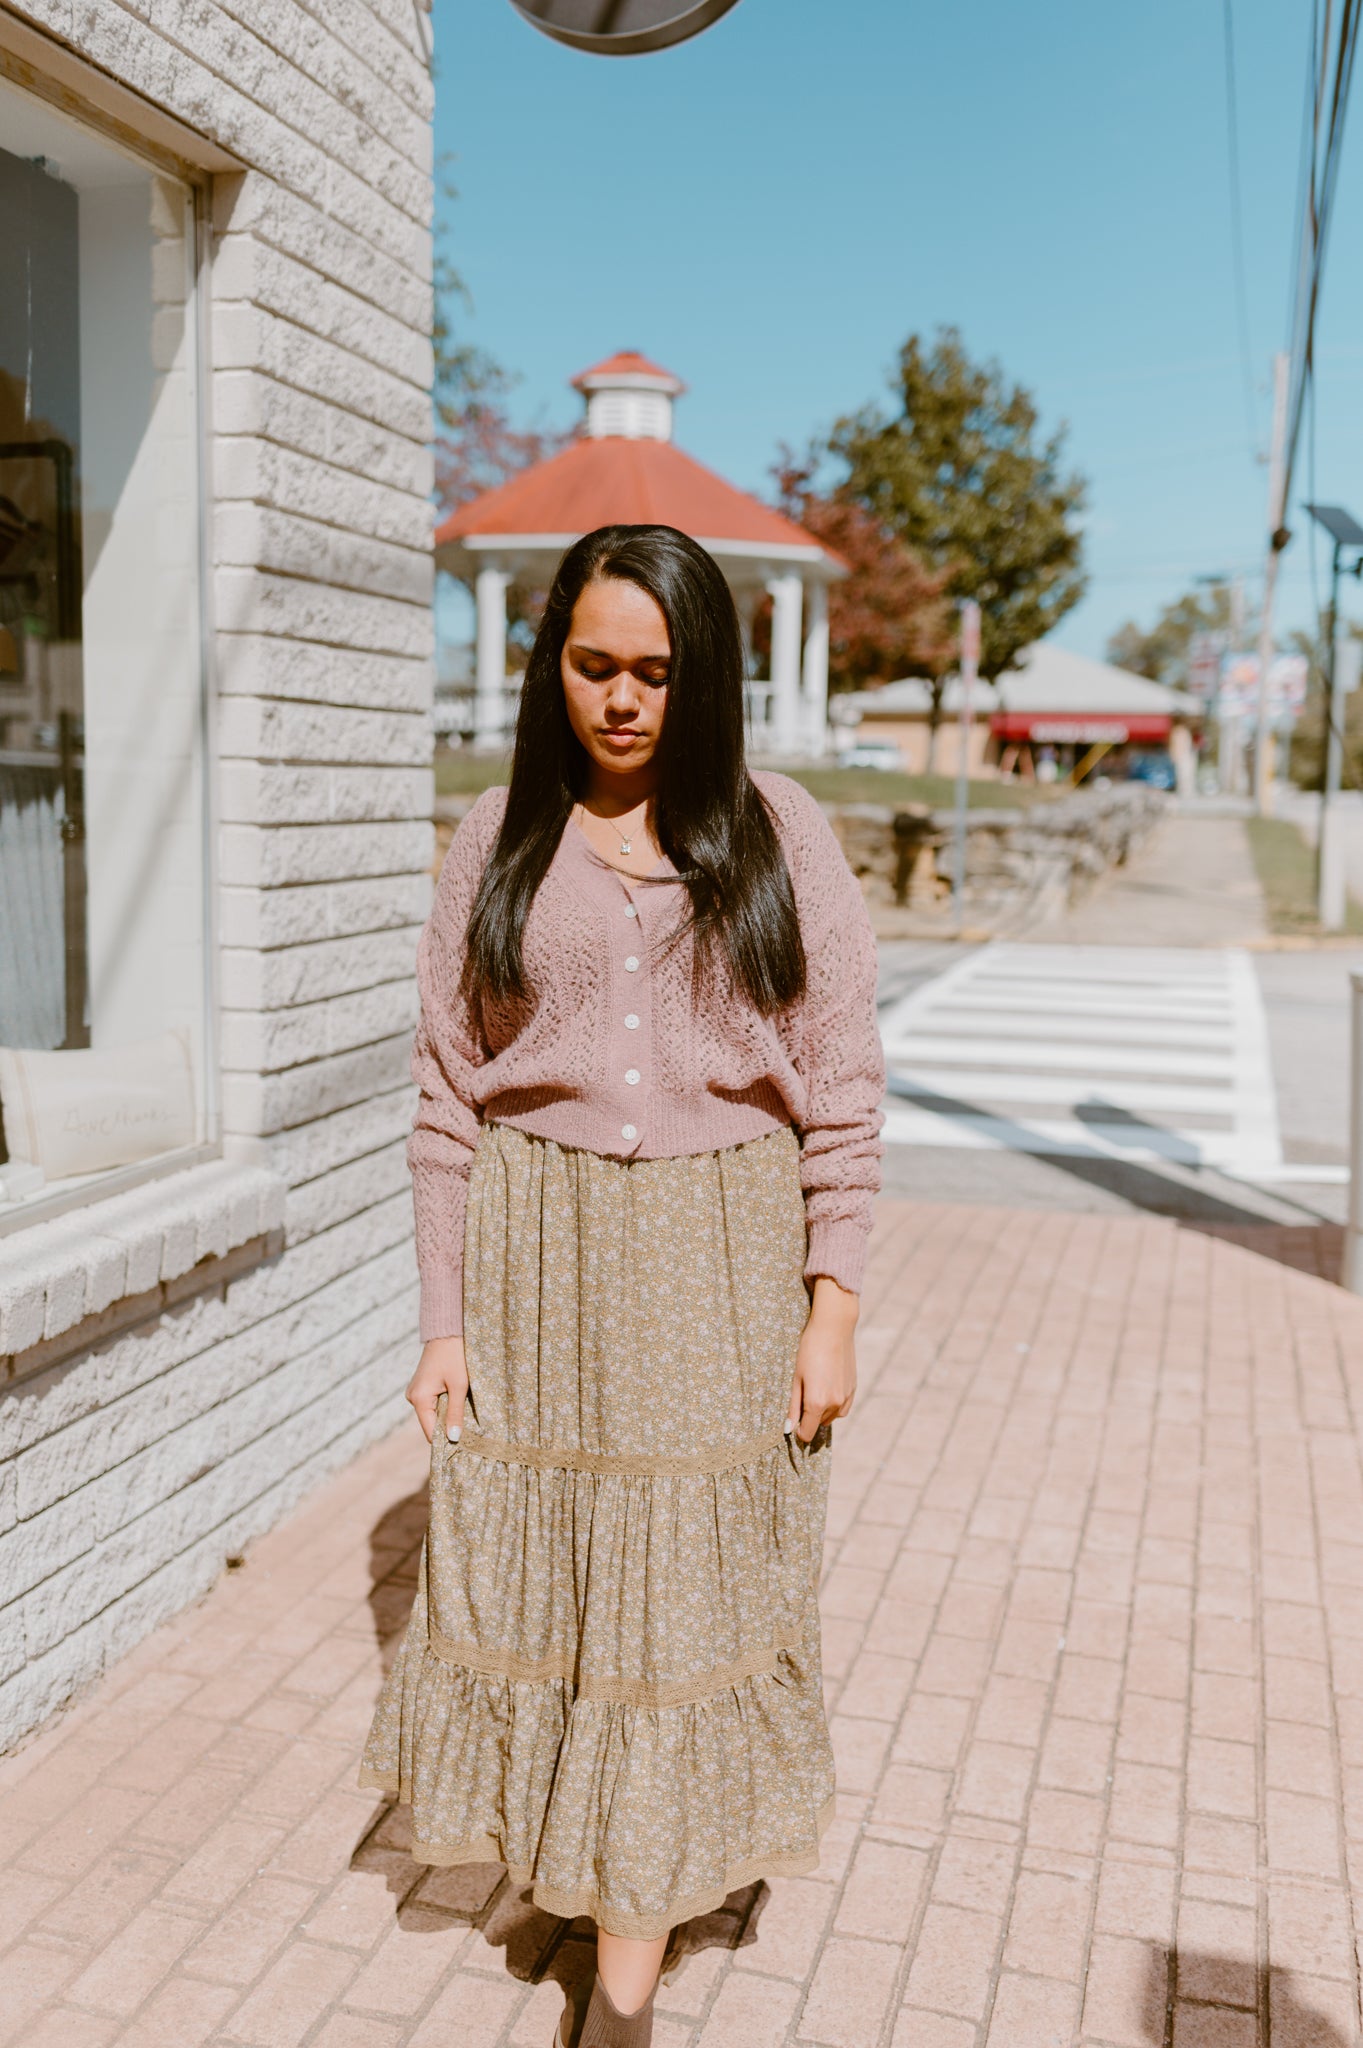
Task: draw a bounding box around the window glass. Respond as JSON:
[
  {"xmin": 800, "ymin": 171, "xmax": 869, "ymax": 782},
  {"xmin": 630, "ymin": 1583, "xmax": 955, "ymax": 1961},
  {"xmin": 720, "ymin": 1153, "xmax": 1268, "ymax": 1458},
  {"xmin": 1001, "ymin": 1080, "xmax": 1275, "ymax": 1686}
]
[{"xmin": 0, "ymin": 79, "xmax": 208, "ymax": 1207}]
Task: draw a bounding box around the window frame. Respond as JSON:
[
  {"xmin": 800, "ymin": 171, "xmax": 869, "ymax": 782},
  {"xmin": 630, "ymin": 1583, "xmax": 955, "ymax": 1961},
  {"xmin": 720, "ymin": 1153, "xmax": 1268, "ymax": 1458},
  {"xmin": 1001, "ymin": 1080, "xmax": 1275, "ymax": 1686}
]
[{"xmin": 0, "ymin": 69, "xmax": 222, "ymax": 1239}]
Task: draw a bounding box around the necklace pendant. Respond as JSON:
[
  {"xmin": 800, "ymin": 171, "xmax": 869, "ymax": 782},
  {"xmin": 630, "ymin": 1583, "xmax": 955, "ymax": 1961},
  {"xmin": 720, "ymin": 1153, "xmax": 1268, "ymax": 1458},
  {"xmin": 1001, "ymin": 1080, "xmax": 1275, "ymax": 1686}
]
[{"xmin": 619, "ymin": 837, "xmax": 631, "ymax": 855}]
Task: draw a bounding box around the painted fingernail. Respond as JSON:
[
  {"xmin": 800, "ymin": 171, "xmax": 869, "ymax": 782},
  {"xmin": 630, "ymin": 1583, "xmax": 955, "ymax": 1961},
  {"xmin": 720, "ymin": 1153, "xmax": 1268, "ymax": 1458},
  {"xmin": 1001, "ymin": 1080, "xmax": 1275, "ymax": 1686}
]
[
  {"xmin": 783, "ymin": 1419, "xmax": 795, "ymax": 1435},
  {"xmin": 447, "ymin": 1425, "xmax": 461, "ymax": 1443}
]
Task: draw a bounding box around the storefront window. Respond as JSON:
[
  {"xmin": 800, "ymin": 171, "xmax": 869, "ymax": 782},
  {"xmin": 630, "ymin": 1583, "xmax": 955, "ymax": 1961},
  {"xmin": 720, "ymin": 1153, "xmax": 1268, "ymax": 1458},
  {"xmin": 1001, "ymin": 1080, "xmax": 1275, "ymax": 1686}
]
[{"xmin": 0, "ymin": 80, "xmax": 208, "ymax": 1212}]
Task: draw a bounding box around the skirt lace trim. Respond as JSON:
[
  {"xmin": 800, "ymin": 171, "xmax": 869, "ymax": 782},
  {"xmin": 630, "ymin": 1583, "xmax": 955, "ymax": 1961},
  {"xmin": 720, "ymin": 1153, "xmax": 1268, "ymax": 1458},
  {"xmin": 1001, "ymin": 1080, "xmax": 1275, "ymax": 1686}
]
[
  {"xmin": 352, "ymin": 1783, "xmax": 836, "ymax": 1941},
  {"xmin": 425, "ymin": 1622, "xmax": 805, "ymax": 1706},
  {"xmin": 455, "ymin": 1421, "xmax": 789, "ymax": 1478}
]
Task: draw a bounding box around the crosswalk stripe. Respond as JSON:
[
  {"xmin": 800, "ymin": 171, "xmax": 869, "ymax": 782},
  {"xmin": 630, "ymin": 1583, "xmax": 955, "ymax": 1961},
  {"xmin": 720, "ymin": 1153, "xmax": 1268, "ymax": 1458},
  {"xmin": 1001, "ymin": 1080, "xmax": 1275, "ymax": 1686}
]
[{"xmin": 878, "ymin": 942, "xmax": 1283, "ymax": 1173}]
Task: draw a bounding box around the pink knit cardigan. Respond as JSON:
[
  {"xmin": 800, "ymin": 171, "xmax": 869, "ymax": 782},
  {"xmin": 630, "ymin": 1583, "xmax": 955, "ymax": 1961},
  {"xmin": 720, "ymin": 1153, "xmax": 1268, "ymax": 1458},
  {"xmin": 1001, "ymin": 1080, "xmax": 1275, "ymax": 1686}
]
[{"xmin": 410, "ymin": 770, "xmax": 885, "ymax": 1340}]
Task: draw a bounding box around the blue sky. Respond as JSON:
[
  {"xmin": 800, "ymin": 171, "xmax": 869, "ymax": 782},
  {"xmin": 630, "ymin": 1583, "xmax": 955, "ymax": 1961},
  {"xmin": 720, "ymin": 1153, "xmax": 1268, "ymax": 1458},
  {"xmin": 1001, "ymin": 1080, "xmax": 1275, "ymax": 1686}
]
[{"xmin": 431, "ymin": 0, "xmax": 1363, "ymax": 659}]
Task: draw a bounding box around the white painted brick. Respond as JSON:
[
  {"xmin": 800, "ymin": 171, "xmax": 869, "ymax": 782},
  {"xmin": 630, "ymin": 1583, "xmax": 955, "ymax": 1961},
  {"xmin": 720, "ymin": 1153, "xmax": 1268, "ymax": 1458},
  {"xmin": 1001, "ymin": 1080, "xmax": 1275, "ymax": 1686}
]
[
  {"xmin": 218, "ymin": 819, "xmax": 432, "ymax": 888},
  {"xmin": 216, "ymin": 631, "xmax": 433, "ymax": 710},
  {"xmin": 205, "ymin": 0, "xmax": 433, "ymax": 173},
  {"xmin": 114, "ymin": 0, "xmax": 430, "ymax": 217},
  {"xmin": 214, "ymin": 436, "xmax": 431, "ymax": 552},
  {"xmin": 214, "ymin": 504, "xmax": 431, "ymax": 607},
  {"xmin": 0, "ymin": 1264, "xmax": 50, "ymax": 1356},
  {"xmin": 212, "ymin": 302, "xmax": 429, "ymax": 442},
  {"xmin": 214, "ymin": 372, "xmax": 432, "ymax": 496},
  {"xmin": 214, "ymin": 236, "xmax": 432, "ymax": 389},
  {"xmin": 216, "ymin": 170, "xmax": 430, "ymax": 329},
  {"xmin": 0, "ymin": 0, "xmax": 435, "ymax": 1750},
  {"xmin": 218, "ymin": 761, "xmax": 431, "ymax": 827},
  {"xmin": 289, "ymin": 0, "xmax": 434, "ymax": 119},
  {"xmin": 221, "ymin": 1035, "xmax": 411, "ymax": 1135},
  {"xmin": 0, "ymin": 1495, "xmax": 97, "ymax": 1607},
  {"xmin": 219, "ymin": 927, "xmax": 419, "ymax": 1009},
  {"xmin": 214, "ymin": 569, "xmax": 433, "ymax": 658},
  {"xmin": 255, "ymin": 1085, "xmax": 413, "ymax": 1187},
  {"xmin": 283, "ymin": 1140, "xmax": 410, "ymax": 1242},
  {"xmin": 216, "ymin": 697, "xmax": 429, "ymax": 767},
  {"xmin": 217, "ymin": 872, "xmax": 430, "ymax": 951}
]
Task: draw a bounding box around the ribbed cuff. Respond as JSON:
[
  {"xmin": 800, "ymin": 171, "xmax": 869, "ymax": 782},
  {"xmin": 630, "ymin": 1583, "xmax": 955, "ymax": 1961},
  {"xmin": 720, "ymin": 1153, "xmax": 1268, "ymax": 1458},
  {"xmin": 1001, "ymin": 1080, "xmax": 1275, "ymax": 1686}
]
[
  {"xmin": 419, "ymin": 1266, "xmax": 463, "ymax": 1342},
  {"xmin": 803, "ymin": 1216, "xmax": 867, "ymax": 1298}
]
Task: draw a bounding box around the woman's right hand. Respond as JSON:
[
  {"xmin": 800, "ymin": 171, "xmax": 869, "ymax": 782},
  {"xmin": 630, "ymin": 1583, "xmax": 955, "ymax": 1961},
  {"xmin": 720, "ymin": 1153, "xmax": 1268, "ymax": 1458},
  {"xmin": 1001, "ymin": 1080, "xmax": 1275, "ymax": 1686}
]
[{"xmin": 406, "ymin": 1336, "xmax": 469, "ymax": 1444}]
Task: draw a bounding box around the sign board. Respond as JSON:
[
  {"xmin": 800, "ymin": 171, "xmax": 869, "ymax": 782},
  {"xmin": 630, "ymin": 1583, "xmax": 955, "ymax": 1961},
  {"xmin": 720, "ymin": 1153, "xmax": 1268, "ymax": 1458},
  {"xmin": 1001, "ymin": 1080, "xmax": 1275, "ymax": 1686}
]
[
  {"xmin": 1187, "ymin": 633, "xmax": 1225, "ymax": 702},
  {"xmin": 1215, "ymin": 652, "xmax": 1307, "ymax": 721},
  {"xmin": 508, "ymin": 0, "xmax": 741, "ymax": 53}
]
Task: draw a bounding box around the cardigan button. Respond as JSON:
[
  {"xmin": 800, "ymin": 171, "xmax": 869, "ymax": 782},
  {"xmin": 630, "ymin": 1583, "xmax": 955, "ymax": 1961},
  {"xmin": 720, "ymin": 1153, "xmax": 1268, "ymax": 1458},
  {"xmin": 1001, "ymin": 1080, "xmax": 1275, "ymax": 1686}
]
[
  {"xmin": 621, "ymin": 1123, "xmax": 637, "ymax": 1141},
  {"xmin": 624, "ymin": 903, "xmax": 638, "ymax": 918},
  {"xmin": 624, "ymin": 1069, "xmax": 640, "ymax": 1085},
  {"xmin": 624, "ymin": 1014, "xmax": 639, "ymax": 1029},
  {"xmin": 624, "ymin": 955, "xmax": 639, "ymax": 972}
]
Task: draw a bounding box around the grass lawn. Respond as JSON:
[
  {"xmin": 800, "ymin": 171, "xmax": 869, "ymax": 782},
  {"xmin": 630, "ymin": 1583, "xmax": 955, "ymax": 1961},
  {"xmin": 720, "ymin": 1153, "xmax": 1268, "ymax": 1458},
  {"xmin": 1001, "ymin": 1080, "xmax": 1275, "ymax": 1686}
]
[
  {"xmin": 433, "ymin": 752, "xmax": 1048, "ymax": 811},
  {"xmin": 1246, "ymin": 815, "xmax": 1363, "ymax": 936}
]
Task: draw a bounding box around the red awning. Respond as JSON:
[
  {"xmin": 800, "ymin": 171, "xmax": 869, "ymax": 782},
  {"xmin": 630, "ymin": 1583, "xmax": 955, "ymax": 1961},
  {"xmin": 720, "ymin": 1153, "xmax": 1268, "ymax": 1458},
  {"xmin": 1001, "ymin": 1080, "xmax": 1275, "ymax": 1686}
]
[{"xmin": 990, "ymin": 713, "xmax": 1173, "ymax": 745}]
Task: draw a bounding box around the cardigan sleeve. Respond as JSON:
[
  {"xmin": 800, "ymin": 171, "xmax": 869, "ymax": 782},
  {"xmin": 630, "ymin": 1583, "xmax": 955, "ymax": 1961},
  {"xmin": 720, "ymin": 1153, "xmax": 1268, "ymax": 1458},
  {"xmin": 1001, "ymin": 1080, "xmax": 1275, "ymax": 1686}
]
[
  {"xmin": 773, "ymin": 779, "xmax": 885, "ymax": 1297},
  {"xmin": 408, "ymin": 788, "xmax": 504, "ymax": 1341}
]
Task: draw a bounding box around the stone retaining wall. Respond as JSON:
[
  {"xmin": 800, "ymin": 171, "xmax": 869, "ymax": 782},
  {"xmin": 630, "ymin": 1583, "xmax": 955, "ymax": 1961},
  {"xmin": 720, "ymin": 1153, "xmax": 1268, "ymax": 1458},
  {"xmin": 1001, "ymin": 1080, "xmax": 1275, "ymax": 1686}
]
[{"xmin": 827, "ymin": 786, "xmax": 1167, "ymax": 932}]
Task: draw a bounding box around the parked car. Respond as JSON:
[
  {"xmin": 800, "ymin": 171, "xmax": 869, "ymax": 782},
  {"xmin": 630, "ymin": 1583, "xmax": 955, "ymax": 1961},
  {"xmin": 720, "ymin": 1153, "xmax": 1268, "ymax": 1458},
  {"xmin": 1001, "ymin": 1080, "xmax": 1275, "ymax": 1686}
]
[
  {"xmin": 839, "ymin": 740, "xmax": 905, "ymax": 771},
  {"xmin": 1126, "ymin": 751, "xmax": 1177, "ymax": 790}
]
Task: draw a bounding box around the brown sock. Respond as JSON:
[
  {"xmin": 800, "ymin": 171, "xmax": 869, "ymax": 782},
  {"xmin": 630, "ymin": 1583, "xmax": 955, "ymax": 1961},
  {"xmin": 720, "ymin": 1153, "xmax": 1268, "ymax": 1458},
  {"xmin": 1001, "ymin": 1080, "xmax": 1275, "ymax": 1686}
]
[{"xmin": 578, "ymin": 1972, "xmax": 655, "ymax": 2048}]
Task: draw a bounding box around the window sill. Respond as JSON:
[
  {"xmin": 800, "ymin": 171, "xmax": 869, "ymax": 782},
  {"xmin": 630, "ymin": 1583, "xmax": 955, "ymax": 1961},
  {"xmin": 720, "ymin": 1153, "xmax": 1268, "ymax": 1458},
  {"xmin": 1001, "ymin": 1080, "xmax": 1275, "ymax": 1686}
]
[{"xmin": 0, "ymin": 1158, "xmax": 286, "ymax": 1373}]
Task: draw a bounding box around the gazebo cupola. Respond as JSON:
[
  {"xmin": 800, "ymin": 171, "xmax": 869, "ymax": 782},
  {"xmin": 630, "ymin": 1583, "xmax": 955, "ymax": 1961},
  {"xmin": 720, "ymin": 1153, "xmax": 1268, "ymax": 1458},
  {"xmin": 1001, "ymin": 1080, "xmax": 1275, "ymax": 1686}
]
[
  {"xmin": 573, "ymin": 350, "xmax": 686, "ymax": 442},
  {"xmin": 435, "ymin": 352, "xmax": 844, "ymax": 754}
]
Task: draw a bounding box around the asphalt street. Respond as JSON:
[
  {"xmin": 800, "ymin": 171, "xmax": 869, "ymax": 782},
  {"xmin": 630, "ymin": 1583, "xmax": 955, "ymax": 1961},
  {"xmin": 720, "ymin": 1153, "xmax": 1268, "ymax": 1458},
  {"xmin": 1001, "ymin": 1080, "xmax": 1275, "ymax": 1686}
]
[{"xmin": 876, "ymin": 811, "xmax": 1362, "ymax": 1236}]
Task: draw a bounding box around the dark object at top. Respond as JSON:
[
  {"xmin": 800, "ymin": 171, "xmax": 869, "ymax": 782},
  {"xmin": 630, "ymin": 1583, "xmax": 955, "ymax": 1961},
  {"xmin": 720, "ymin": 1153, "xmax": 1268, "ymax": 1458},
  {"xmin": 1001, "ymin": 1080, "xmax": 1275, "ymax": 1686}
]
[
  {"xmin": 508, "ymin": 0, "xmax": 741, "ymax": 54},
  {"xmin": 1305, "ymin": 503, "xmax": 1363, "ymax": 548}
]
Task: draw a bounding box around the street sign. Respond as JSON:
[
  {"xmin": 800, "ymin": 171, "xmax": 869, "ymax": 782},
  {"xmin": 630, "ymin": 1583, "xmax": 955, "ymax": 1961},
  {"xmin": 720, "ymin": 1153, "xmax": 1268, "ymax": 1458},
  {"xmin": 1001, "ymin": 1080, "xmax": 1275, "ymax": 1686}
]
[{"xmin": 507, "ymin": 0, "xmax": 742, "ymax": 53}]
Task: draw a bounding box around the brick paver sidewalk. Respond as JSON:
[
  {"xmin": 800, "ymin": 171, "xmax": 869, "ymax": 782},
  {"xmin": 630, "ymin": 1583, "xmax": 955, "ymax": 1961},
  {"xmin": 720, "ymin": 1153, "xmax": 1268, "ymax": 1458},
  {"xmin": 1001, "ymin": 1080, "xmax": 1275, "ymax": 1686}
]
[{"xmin": 4, "ymin": 1198, "xmax": 1363, "ymax": 2048}]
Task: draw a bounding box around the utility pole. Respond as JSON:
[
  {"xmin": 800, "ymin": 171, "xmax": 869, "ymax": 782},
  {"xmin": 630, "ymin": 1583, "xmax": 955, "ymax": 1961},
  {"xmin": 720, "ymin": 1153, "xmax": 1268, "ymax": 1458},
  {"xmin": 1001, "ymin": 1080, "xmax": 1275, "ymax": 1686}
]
[
  {"xmin": 1304, "ymin": 504, "xmax": 1363, "ymax": 928},
  {"xmin": 951, "ymin": 601, "xmax": 981, "ymax": 934},
  {"xmin": 1253, "ymin": 352, "xmax": 1290, "ymax": 814}
]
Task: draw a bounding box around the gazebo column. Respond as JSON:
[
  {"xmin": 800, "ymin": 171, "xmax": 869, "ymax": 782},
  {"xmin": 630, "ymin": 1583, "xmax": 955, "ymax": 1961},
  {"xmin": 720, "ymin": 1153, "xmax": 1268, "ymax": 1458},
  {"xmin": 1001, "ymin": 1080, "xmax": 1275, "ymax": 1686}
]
[
  {"xmin": 801, "ymin": 579, "xmax": 829, "ymax": 756},
  {"xmin": 474, "ymin": 560, "xmax": 511, "ymax": 750},
  {"xmin": 767, "ymin": 570, "xmax": 803, "ymax": 756}
]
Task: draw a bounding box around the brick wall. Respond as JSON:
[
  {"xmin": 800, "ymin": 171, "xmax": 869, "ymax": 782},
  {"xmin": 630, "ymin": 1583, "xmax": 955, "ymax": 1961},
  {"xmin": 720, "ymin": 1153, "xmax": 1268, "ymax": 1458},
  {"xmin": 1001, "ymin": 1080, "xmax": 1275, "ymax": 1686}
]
[{"xmin": 0, "ymin": 0, "xmax": 435, "ymax": 1746}]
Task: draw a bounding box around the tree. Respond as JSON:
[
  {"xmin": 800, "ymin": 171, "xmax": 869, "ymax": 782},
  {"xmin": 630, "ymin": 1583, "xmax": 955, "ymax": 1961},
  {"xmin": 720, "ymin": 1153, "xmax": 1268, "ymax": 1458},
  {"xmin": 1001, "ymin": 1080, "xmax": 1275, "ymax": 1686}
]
[
  {"xmin": 830, "ymin": 327, "xmax": 1087, "ymax": 681},
  {"xmin": 430, "ymin": 177, "xmax": 574, "ymax": 644},
  {"xmin": 1106, "ymin": 583, "xmax": 1241, "ymax": 689},
  {"xmin": 766, "ymin": 449, "xmax": 955, "ymax": 692}
]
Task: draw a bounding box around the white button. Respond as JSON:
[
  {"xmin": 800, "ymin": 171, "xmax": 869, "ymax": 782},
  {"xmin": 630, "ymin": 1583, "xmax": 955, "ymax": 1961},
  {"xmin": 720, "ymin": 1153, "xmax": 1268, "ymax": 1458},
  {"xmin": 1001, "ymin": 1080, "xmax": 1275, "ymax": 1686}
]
[
  {"xmin": 624, "ymin": 955, "xmax": 639, "ymax": 972},
  {"xmin": 624, "ymin": 1014, "xmax": 640, "ymax": 1029},
  {"xmin": 621, "ymin": 1123, "xmax": 637, "ymax": 1141},
  {"xmin": 625, "ymin": 1068, "xmax": 640, "ymax": 1085},
  {"xmin": 624, "ymin": 903, "xmax": 638, "ymax": 918}
]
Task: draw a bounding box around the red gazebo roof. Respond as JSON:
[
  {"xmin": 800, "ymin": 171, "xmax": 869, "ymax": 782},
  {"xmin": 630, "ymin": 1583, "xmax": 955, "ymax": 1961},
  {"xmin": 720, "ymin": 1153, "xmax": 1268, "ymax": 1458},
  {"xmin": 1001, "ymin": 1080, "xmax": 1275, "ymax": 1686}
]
[
  {"xmin": 435, "ymin": 436, "xmax": 825, "ymax": 556},
  {"xmin": 571, "ymin": 349, "xmax": 686, "ymax": 394}
]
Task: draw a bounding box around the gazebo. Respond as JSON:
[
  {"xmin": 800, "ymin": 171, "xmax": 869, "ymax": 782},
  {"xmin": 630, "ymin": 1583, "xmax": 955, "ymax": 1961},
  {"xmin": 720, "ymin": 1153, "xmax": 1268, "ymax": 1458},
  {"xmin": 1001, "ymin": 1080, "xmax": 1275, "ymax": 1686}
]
[{"xmin": 434, "ymin": 351, "xmax": 843, "ymax": 754}]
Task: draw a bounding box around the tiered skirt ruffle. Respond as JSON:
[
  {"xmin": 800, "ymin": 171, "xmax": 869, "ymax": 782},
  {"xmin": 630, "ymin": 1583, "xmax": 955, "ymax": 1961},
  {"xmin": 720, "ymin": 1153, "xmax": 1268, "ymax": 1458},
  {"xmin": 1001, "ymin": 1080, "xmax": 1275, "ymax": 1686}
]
[{"xmin": 360, "ymin": 1121, "xmax": 835, "ymax": 1936}]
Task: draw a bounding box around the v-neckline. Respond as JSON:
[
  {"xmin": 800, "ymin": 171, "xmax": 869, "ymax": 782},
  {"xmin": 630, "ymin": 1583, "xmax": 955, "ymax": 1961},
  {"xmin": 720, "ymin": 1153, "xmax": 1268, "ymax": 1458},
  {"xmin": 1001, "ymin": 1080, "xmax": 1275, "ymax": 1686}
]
[{"xmin": 568, "ymin": 811, "xmax": 672, "ymax": 882}]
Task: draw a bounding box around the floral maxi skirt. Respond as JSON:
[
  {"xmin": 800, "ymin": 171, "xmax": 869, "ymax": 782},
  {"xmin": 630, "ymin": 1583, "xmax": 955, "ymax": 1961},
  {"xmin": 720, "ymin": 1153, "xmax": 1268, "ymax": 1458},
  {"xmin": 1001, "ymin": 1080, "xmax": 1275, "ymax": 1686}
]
[{"xmin": 359, "ymin": 1120, "xmax": 836, "ymax": 1938}]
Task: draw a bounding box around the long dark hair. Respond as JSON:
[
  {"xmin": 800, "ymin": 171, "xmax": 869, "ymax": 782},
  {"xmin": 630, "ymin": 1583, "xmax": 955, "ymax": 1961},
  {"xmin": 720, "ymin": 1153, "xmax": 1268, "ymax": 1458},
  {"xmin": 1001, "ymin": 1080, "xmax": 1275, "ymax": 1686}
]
[{"xmin": 464, "ymin": 523, "xmax": 806, "ymax": 1015}]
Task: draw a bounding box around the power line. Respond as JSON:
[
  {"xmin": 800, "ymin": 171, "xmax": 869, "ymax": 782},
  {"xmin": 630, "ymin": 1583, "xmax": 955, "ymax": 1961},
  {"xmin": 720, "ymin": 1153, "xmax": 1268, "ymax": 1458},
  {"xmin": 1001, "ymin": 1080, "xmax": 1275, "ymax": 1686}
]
[
  {"xmin": 1281, "ymin": 0, "xmax": 1362, "ymax": 515},
  {"xmin": 1221, "ymin": 0, "xmax": 1260, "ymax": 460}
]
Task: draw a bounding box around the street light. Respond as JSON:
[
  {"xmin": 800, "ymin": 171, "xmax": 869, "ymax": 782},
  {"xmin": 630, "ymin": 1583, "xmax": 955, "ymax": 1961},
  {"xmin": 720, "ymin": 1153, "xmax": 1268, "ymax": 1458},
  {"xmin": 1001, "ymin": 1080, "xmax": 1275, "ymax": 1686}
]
[
  {"xmin": 1304, "ymin": 503, "xmax": 1363, "ymax": 927},
  {"xmin": 508, "ymin": 0, "xmax": 742, "ymax": 53}
]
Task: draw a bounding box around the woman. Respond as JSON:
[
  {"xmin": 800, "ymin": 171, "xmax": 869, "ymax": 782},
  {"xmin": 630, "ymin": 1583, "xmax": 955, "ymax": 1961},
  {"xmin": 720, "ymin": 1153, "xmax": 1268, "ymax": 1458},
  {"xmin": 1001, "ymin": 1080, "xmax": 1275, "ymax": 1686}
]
[{"xmin": 361, "ymin": 523, "xmax": 884, "ymax": 2048}]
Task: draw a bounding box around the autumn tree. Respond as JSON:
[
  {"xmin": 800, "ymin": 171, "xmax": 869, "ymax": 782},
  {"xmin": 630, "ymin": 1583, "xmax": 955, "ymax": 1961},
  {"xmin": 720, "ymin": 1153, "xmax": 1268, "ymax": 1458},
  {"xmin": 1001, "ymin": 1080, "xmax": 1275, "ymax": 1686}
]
[
  {"xmin": 765, "ymin": 449, "xmax": 955, "ymax": 692},
  {"xmin": 830, "ymin": 327, "xmax": 1087, "ymax": 681},
  {"xmin": 430, "ymin": 191, "xmax": 574, "ymax": 642}
]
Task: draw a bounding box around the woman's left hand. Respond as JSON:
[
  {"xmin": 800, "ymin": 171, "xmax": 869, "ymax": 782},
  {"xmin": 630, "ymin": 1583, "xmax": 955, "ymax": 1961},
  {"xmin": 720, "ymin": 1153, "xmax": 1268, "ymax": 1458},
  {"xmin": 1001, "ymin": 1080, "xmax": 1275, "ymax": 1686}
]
[{"xmin": 787, "ymin": 1276, "xmax": 859, "ymax": 1443}]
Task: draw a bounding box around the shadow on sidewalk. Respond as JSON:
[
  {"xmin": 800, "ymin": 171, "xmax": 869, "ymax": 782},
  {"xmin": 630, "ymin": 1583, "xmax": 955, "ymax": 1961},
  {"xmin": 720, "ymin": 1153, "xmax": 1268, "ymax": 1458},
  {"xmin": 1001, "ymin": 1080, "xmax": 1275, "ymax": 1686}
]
[
  {"xmin": 1138, "ymin": 1944, "xmax": 1359, "ymax": 2043},
  {"xmin": 367, "ymin": 1481, "xmax": 427, "ymax": 1673},
  {"xmin": 890, "ymin": 1079, "xmax": 1343, "ymax": 1283}
]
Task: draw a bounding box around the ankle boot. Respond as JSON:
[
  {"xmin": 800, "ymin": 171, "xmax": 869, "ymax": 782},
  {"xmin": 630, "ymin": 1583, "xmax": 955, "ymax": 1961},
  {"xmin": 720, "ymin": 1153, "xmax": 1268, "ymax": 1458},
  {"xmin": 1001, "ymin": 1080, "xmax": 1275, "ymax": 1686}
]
[{"xmin": 577, "ymin": 1972, "xmax": 655, "ymax": 2048}]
